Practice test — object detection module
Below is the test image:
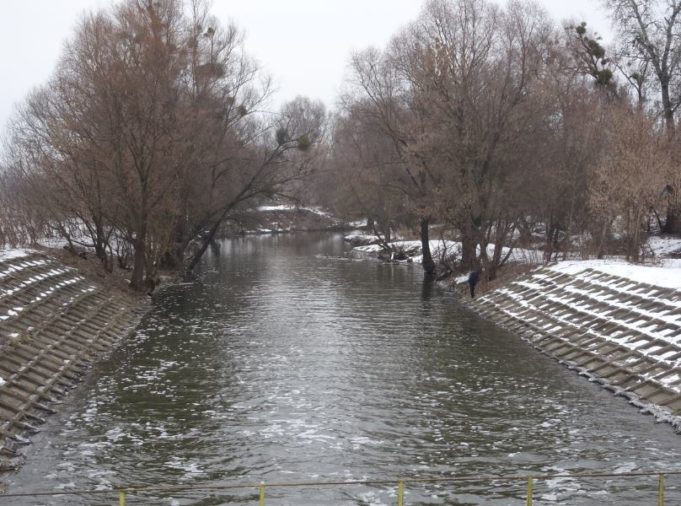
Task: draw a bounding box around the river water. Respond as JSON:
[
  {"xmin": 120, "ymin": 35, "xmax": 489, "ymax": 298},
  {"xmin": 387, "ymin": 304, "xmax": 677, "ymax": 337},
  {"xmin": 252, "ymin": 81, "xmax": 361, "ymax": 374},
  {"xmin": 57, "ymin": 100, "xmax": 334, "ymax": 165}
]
[{"xmin": 5, "ymin": 233, "xmax": 681, "ymax": 505}]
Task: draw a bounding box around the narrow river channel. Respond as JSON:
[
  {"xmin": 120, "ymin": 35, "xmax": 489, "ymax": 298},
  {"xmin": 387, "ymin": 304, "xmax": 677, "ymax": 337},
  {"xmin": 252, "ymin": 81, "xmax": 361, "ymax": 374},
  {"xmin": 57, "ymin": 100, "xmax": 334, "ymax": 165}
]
[{"xmin": 5, "ymin": 233, "xmax": 681, "ymax": 505}]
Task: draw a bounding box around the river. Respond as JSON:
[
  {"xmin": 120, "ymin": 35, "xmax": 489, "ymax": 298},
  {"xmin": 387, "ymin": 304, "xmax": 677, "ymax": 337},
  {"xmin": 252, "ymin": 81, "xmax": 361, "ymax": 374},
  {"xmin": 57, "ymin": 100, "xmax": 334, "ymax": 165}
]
[{"xmin": 5, "ymin": 233, "xmax": 681, "ymax": 505}]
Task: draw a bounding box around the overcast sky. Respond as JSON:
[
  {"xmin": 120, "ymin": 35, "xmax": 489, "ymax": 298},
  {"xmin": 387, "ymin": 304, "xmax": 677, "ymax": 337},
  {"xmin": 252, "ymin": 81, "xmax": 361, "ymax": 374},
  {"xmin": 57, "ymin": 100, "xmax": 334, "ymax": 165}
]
[{"xmin": 0, "ymin": 0, "xmax": 611, "ymax": 134}]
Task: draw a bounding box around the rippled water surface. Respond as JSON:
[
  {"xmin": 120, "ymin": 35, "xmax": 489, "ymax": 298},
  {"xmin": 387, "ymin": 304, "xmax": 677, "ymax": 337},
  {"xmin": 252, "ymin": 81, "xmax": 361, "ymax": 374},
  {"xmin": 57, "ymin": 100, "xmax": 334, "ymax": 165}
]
[{"xmin": 6, "ymin": 233, "xmax": 681, "ymax": 504}]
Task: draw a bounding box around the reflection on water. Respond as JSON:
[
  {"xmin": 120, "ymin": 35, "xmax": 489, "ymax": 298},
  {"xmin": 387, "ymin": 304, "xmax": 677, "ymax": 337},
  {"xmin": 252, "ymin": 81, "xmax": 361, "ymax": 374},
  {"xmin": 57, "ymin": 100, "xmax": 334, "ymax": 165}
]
[{"xmin": 6, "ymin": 233, "xmax": 681, "ymax": 505}]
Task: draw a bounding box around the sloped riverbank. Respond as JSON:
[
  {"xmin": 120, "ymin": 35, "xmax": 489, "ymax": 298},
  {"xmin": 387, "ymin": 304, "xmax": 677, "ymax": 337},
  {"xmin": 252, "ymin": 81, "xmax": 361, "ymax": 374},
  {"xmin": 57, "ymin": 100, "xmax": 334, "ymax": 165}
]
[
  {"xmin": 473, "ymin": 265, "xmax": 681, "ymax": 429},
  {"xmin": 0, "ymin": 251, "xmax": 144, "ymax": 473}
]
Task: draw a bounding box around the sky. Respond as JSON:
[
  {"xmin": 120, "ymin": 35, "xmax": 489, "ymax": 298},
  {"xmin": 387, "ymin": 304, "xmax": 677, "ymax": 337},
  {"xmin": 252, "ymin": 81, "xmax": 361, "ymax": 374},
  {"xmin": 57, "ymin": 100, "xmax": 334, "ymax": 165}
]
[{"xmin": 0, "ymin": 0, "xmax": 612, "ymax": 134}]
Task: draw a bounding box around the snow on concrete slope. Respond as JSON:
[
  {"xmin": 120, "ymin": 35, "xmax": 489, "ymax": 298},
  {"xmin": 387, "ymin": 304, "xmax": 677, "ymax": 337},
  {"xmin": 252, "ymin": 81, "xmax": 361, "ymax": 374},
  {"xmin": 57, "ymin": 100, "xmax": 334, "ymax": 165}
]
[
  {"xmin": 0, "ymin": 250, "xmax": 140, "ymax": 459},
  {"xmin": 476, "ymin": 265, "xmax": 681, "ymax": 426}
]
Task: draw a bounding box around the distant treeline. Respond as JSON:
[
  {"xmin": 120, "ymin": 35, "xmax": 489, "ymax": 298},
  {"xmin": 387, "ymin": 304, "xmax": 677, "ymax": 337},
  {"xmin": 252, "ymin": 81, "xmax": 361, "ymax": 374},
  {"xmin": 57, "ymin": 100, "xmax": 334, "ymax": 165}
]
[{"xmin": 2, "ymin": 0, "xmax": 681, "ymax": 289}]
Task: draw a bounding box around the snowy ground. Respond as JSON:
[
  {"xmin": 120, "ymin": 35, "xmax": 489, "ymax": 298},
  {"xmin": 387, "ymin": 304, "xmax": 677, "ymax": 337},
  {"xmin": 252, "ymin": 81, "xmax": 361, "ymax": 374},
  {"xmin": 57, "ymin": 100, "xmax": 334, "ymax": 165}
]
[
  {"xmin": 347, "ymin": 231, "xmax": 681, "ymax": 291},
  {"xmin": 353, "ymin": 239, "xmax": 458, "ymax": 264},
  {"xmin": 256, "ymin": 204, "xmax": 335, "ymax": 218},
  {"xmin": 0, "ymin": 248, "xmax": 31, "ymax": 262},
  {"xmin": 546, "ymin": 236, "xmax": 681, "ymax": 290},
  {"xmin": 648, "ymin": 235, "xmax": 681, "ymax": 257},
  {"xmin": 343, "ymin": 232, "xmax": 382, "ymax": 246},
  {"xmin": 350, "ymin": 237, "xmax": 542, "ymax": 265},
  {"xmin": 548, "ymin": 259, "xmax": 681, "ymax": 290}
]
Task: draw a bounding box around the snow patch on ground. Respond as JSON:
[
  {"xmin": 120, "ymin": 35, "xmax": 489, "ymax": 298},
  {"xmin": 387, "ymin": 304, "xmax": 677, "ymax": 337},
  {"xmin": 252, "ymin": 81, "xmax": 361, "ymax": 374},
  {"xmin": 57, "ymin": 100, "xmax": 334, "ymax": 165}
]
[
  {"xmin": 352, "ymin": 239, "xmax": 543, "ymax": 265},
  {"xmin": 0, "ymin": 248, "xmax": 31, "ymax": 261},
  {"xmin": 302, "ymin": 206, "xmax": 333, "ymax": 218},
  {"xmin": 256, "ymin": 204, "xmax": 333, "ymax": 218},
  {"xmin": 348, "ymin": 232, "xmax": 681, "ymax": 277},
  {"xmin": 257, "ymin": 205, "xmax": 296, "ymax": 212},
  {"xmin": 354, "ymin": 240, "xmax": 455, "ymax": 255},
  {"xmin": 35, "ymin": 237, "xmax": 69, "ymax": 249},
  {"xmin": 353, "ymin": 239, "xmax": 456, "ymax": 264},
  {"xmin": 648, "ymin": 235, "xmax": 681, "ymax": 256},
  {"xmin": 343, "ymin": 232, "xmax": 381, "ymax": 246},
  {"xmin": 348, "ymin": 219, "xmax": 368, "ymax": 228},
  {"xmin": 548, "ymin": 259, "xmax": 681, "ymax": 290}
]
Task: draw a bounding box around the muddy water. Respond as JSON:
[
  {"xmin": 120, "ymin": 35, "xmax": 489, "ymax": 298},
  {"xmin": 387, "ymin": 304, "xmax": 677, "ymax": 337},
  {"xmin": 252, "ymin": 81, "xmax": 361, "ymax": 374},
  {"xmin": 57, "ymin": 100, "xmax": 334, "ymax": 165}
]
[{"xmin": 5, "ymin": 233, "xmax": 681, "ymax": 505}]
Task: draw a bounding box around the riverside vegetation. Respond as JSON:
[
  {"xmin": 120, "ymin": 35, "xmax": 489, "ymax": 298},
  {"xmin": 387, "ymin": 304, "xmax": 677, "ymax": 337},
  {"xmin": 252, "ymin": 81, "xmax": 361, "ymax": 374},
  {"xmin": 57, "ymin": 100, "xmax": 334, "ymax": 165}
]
[{"xmin": 1, "ymin": 0, "xmax": 680, "ymax": 289}]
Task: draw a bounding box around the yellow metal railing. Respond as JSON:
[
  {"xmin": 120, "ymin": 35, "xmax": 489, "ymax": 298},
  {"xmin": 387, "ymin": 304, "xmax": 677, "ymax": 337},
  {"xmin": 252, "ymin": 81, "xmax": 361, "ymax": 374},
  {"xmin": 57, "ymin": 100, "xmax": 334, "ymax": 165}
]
[
  {"xmin": 1, "ymin": 470, "xmax": 678, "ymax": 504},
  {"xmin": 526, "ymin": 476, "xmax": 533, "ymax": 506}
]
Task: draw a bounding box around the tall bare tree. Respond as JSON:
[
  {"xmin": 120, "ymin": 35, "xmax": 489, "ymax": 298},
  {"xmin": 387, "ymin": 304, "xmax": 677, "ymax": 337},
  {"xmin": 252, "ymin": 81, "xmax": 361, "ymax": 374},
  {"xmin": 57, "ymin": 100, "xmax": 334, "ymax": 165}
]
[
  {"xmin": 2, "ymin": 0, "xmax": 325, "ymax": 290},
  {"xmin": 590, "ymin": 106, "xmax": 671, "ymax": 260},
  {"xmin": 605, "ymin": 0, "xmax": 681, "ymax": 134}
]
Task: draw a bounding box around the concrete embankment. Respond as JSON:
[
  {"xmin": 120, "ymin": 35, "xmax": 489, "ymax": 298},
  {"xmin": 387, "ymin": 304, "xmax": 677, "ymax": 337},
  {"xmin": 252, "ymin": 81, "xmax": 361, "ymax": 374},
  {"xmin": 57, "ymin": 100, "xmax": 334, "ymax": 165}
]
[
  {"xmin": 0, "ymin": 251, "xmax": 143, "ymax": 471},
  {"xmin": 473, "ymin": 265, "xmax": 681, "ymax": 428}
]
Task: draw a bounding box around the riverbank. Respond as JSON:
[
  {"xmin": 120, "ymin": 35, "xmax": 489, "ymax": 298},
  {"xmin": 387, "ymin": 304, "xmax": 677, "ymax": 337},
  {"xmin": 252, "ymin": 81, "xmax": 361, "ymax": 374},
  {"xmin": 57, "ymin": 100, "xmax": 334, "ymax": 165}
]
[
  {"xmin": 219, "ymin": 204, "xmax": 350, "ymax": 236},
  {"xmin": 0, "ymin": 249, "xmax": 146, "ymax": 474},
  {"xmin": 347, "ymin": 231, "xmax": 681, "ymax": 429},
  {"xmin": 8, "ymin": 232, "xmax": 681, "ymax": 504},
  {"xmin": 470, "ymin": 261, "xmax": 681, "ymax": 429}
]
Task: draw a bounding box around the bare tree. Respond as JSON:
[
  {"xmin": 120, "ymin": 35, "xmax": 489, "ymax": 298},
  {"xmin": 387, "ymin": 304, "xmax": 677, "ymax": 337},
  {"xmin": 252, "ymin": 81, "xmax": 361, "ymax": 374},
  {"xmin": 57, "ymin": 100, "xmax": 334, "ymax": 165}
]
[
  {"xmin": 412, "ymin": 0, "xmax": 555, "ymax": 277},
  {"xmin": 2, "ymin": 0, "xmax": 326, "ymax": 290},
  {"xmin": 590, "ymin": 106, "xmax": 671, "ymax": 260},
  {"xmin": 604, "ymin": 0, "xmax": 681, "ymax": 133},
  {"xmin": 604, "ymin": 0, "xmax": 681, "ymax": 233},
  {"xmin": 348, "ymin": 23, "xmax": 452, "ymax": 276},
  {"xmin": 331, "ymin": 100, "xmax": 411, "ymax": 246}
]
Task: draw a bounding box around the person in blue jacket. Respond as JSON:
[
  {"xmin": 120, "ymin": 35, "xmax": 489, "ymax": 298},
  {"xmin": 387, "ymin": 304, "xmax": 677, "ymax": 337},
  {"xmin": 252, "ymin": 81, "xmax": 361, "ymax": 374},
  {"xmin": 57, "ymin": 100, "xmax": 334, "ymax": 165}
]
[{"xmin": 468, "ymin": 269, "xmax": 482, "ymax": 298}]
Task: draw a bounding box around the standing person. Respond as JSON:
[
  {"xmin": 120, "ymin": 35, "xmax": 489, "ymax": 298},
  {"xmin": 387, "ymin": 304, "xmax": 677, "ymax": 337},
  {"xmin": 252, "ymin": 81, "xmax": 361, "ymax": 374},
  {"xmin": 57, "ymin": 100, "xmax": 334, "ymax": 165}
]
[{"xmin": 468, "ymin": 269, "xmax": 481, "ymax": 298}]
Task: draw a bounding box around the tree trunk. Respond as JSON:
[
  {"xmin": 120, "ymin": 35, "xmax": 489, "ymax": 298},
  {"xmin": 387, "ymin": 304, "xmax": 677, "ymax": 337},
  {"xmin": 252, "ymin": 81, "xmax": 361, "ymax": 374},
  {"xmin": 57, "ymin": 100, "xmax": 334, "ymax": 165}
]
[
  {"xmin": 382, "ymin": 223, "xmax": 391, "ymax": 244},
  {"xmin": 489, "ymin": 241, "xmax": 504, "ymax": 281},
  {"xmin": 130, "ymin": 236, "xmax": 146, "ymax": 291},
  {"xmin": 420, "ymin": 217, "xmax": 435, "ymax": 276},
  {"xmin": 596, "ymin": 220, "xmax": 608, "ymax": 259},
  {"xmin": 186, "ymin": 217, "xmax": 223, "ymax": 273},
  {"xmin": 93, "ymin": 222, "xmax": 113, "ymax": 272},
  {"xmin": 661, "ymin": 81, "xmax": 676, "ymax": 136},
  {"xmin": 460, "ymin": 218, "xmax": 477, "ymax": 270},
  {"xmin": 662, "ymin": 201, "xmax": 681, "ymax": 234},
  {"xmin": 94, "ymin": 228, "xmax": 107, "ymax": 262}
]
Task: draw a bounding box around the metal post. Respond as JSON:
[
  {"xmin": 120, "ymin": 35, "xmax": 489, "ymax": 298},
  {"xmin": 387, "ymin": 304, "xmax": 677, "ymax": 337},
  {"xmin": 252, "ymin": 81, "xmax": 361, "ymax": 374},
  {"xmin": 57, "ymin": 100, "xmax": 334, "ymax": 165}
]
[
  {"xmin": 259, "ymin": 483, "xmax": 265, "ymax": 506},
  {"xmin": 397, "ymin": 480, "xmax": 405, "ymax": 506},
  {"xmin": 658, "ymin": 474, "xmax": 665, "ymax": 506},
  {"xmin": 119, "ymin": 490, "xmax": 126, "ymax": 506},
  {"xmin": 526, "ymin": 477, "xmax": 533, "ymax": 506}
]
